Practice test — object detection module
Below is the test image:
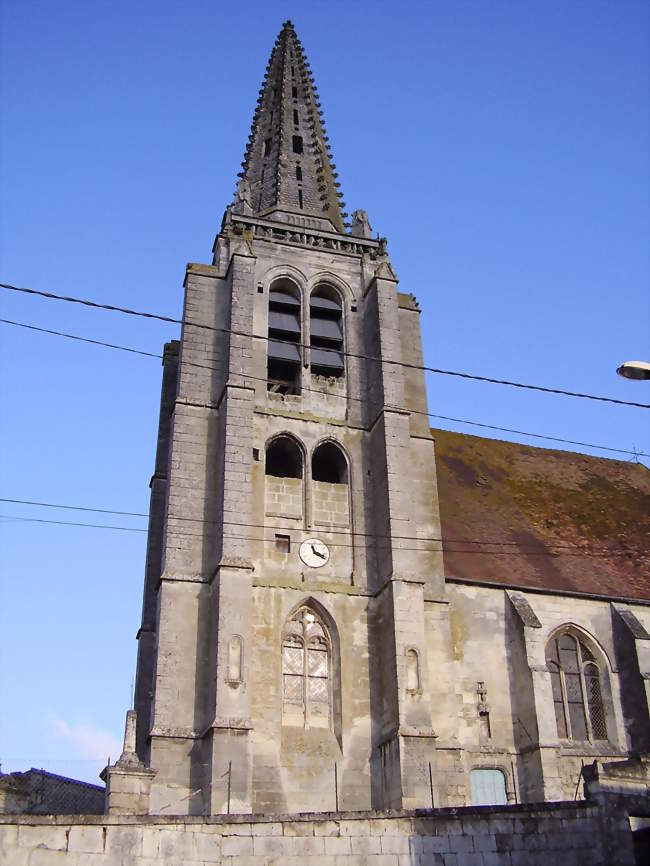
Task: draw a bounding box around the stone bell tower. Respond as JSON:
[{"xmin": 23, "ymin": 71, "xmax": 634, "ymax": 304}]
[{"xmin": 132, "ymin": 19, "xmax": 450, "ymax": 816}]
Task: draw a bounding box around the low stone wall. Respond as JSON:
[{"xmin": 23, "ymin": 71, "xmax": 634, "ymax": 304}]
[{"xmin": 0, "ymin": 800, "xmax": 636, "ymax": 866}]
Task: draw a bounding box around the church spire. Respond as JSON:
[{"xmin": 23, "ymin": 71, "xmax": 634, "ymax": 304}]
[{"xmin": 234, "ymin": 20, "xmax": 346, "ymax": 233}]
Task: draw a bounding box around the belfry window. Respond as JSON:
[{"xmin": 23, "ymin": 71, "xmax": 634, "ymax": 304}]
[
  {"xmin": 267, "ymin": 281, "xmax": 301, "ymax": 395},
  {"xmin": 310, "ymin": 287, "xmax": 344, "ymax": 378},
  {"xmin": 546, "ymin": 633, "xmax": 607, "ymax": 742},
  {"xmin": 282, "ymin": 606, "xmax": 331, "ymax": 728},
  {"xmin": 311, "ymin": 441, "xmax": 349, "ymax": 527},
  {"xmin": 265, "ymin": 436, "xmax": 303, "ymax": 479},
  {"xmin": 312, "ymin": 441, "xmax": 347, "ymax": 484}
]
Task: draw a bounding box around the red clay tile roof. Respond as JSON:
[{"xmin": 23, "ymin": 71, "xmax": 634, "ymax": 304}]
[{"xmin": 432, "ymin": 428, "xmax": 650, "ymax": 601}]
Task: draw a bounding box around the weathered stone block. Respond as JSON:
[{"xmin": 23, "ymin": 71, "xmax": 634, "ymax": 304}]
[
  {"xmin": 222, "ymin": 834, "xmax": 253, "ymax": 856},
  {"xmin": 251, "ymin": 820, "xmax": 283, "ymax": 836},
  {"xmin": 324, "ymin": 834, "xmax": 351, "ymax": 854},
  {"xmin": 381, "ymin": 834, "xmax": 411, "ymax": 854},
  {"xmin": 67, "ymin": 826, "xmax": 105, "ymax": 854},
  {"xmin": 252, "ymin": 834, "xmax": 287, "ymax": 856},
  {"xmin": 17, "ymin": 826, "xmax": 67, "ymax": 850}
]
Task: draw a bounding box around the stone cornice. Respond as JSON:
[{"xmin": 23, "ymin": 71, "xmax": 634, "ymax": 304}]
[{"xmin": 226, "ymin": 212, "xmax": 382, "ymax": 258}]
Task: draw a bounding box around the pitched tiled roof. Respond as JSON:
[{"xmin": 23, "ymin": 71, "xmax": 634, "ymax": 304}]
[
  {"xmin": 0, "ymin": 769, "xmax": 105, "ymax": 815},
  {"xmin": 432, "ymin": 428, "xmax": 650, "ymax": 601}
]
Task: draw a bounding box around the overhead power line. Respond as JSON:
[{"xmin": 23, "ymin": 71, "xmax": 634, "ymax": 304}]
[
  {"xmin": 2, "ymin": 281, "xmax": 648, "ymax": 409},
  {"xmin": 1, "ymin": 499, "xmax": 645, "ymax": 558},
  {"xmin": 0, "ymin": 318, "xmax": 161, "ymax": 359},
  {"xmin": 3, "ymin": 514, "xmax": 644, "ymax": 558},
  {"xmin": 2, "ymin": 317, "xmax": 647, "ymax": 459}
]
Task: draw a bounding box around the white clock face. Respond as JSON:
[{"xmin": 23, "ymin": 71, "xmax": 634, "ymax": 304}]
[{"xmin": 299, "ymin": 538, "xmax": 330, "ymax": 568}]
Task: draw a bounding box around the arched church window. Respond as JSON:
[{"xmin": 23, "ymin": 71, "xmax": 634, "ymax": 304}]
[
  {"xmin": 282, "ymin": 606, "xmax": 331, "ymax": 728},
  {"xmin": 265, "ymin": 435, "xmax": 303, "ymax": 521},
  {"xmin": 546, "ymin": 632, "xmax": 608, "ymax": 742},
  {"xmin": 312, "ymin": 441, "xmax": 347, "ymax": 484},
  {"xmin": 310, "ymin": 286, "xmax": 344, "ymax": 379},
  {"xmin": 265, "ymin": 435, "xmax": 303, "ymax": 479},
  {"xmin": 311, "ymin": 441, "xmax": 349, "ymax": 528},
  {"xmin": 267, "ymin": 279, "xmax": 301, "ymax": 395}
]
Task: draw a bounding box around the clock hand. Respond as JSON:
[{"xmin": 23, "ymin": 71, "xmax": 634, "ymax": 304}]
[{"xmin": 311, "ymin": 543, "xmax": 327, "ymax": 559}]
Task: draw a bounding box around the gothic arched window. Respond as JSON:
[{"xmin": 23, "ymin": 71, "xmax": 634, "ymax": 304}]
[
  {"xmin": 265, "ymin": 435, "xmax": 303, "ymax": 479},
  {"xmin": 310, "ymin": 286, "xmax": 344, "ymax": 379},
  {"xmin": 312, "ymin": 441, "xmax": 348, "ymax": 484},
  {"xmin": 311, "ymin": 441, "xmax": 349, "ymax": 527},
  {"xmin": 265, "ymin": 435, "xmax": 304, "ymax": 521},
  {"xmin": 282, "ymin": 606, "xmax": 331, "ymax": 729},
  {"xmin": 268, "ymin": 279, "xmax": 301, "ymax": 395},
  {"xmin": 546, "ymin": 632, "xmax": 607, "ymax": 742}
]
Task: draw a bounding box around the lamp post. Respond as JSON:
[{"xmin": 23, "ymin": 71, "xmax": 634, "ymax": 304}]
[{"xmin": 616, "ymin": 361, "xmax": 650, "ymax": 381}]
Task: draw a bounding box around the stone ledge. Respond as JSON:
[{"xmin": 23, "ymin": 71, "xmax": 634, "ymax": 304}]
[{"xmin": 0, "ymin": 801, "xmax": 595, "ymax": 827}]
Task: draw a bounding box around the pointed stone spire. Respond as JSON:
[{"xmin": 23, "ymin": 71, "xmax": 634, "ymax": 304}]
[{"xmin": 235, "ymin": 20, "xmax": 346, "ymax": 233}]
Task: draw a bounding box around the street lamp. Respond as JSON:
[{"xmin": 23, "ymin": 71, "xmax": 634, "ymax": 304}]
[{"xmin": 616, "ymin": 361, "xmax": 650, "ymax": 381}]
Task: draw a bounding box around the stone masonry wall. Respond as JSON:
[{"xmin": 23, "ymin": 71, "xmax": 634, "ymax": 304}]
[
  {"xmin": 0, "ymin": 801, "xmax": 635, "ymax": 866},
  {"xmin": 265, "ymin": 476, "xmax": 303, "ymax": 519}
]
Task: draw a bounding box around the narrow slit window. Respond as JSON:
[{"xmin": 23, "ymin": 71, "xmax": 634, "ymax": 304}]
[
  {"xmin": 293, "ymin": 109, "xmax": 299, "ymax": 127},
  {"xmin": 292, "ymin": 135, "xmax": 303, "ymax": 155},
  {"xmin": 298, "ymin": 189, "xmax": 303, "ymax": 209},
  {"xmin": 479, "ymin": 711, "xmax": 491, "ymax": 739},
  {"xmin": 296, "ymin": 165, "xmax": 302, "ymax": 181},
  {"xmin": 264, "ymin": 138, "xmax": 271, "ymax": 157},
  {"xmin": 406, "ymin": 649, "xmax": 420, "ymax": 692},
  {"xmin": 227, "ymin": 636, "xmax": 243, "ymax": 683},
  {"xmin": 292, "ymin": 86, "xmax": 298, "ymax": 99}
]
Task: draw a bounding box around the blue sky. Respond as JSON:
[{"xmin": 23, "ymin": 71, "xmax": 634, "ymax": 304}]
[{"xmin": 1, "ymin": 0, "xmax": 648, "ymax": 783}]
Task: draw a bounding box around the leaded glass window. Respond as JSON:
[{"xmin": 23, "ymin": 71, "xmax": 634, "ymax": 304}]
[
  {"xmin": 545, "ymin": 633, "xmax": 607, "ymax": 742},
  {"xmin": 282, "ymin": 607, "xmax": 331, "ymax": 728}
]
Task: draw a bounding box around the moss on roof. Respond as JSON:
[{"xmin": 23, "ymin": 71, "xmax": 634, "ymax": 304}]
[{"xmin": 432, "ymin": 428, "xmax": 650, "ymax": 600}]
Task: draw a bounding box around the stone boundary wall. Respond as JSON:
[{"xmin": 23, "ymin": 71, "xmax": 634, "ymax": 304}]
[{"xmin": 0, "ymin": 801, "xmax": 634, "ymax": 866}]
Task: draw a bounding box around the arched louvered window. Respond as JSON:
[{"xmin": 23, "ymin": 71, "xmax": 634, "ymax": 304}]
[
  {"xmin": 310, "ymin": 286, "xmax": 344, "ymax": 379},
  {"xmin": 268, "ymin": 279, "xmax": 301, "ymax": 395},
  {"xmin": 282, "ymin": 606, "xmax": 331, "ymax": 729},
  {"xmin": 546, "ymin": 633, "xmax": 607, "ymax": 742}
]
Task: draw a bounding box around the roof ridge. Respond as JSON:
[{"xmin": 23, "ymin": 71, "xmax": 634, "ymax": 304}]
[{"xmin": 25, "ymin": 768, "xmax": 104, "ymax": 790}]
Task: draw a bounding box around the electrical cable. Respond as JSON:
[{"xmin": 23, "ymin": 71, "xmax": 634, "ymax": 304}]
[
  {"xmin": 2, "ymin": 317, "xmax": 647, "ymax": 458},
  {"xmin": 2, "ymin": 281, "xmax": 648, "ymax": 408},
  {"xmin": 0, "ymin": 495, "xmax": 637, "ymax": 550},
  {"xmin": 1, "ymin": 501, "xmax": 645, "ymax": 558}
]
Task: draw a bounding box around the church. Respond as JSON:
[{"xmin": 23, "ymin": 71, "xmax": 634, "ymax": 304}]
[
  {"xmin": 119, "ymin": 20, "xmax": 650, "ymax": 819},
  {"xmin": 2, "ymin": 17, "xmax": 649, "ymax": 866}
]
